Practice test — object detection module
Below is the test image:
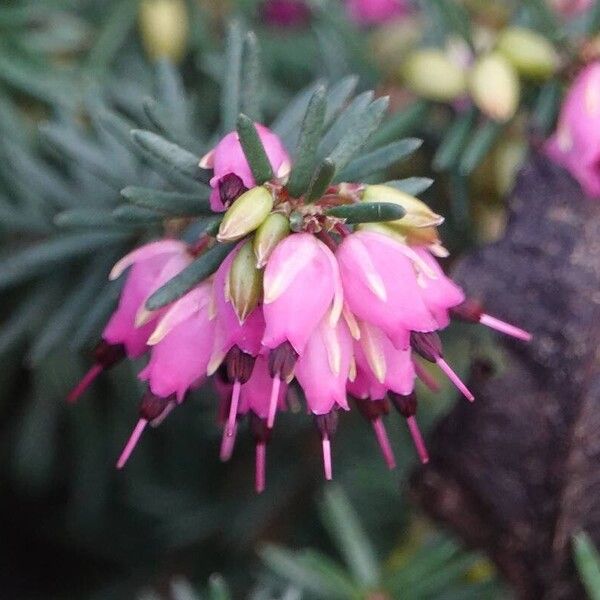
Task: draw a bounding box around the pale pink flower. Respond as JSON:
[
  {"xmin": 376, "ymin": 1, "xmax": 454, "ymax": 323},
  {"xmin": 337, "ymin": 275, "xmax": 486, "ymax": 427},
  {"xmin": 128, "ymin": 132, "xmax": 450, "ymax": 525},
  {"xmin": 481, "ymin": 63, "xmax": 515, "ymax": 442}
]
[
  {"xmin": 550, "ymin": 0, "xmax": 593, "ymax": 17},
  {"xmin": 261, "ymin": 0, "xmax": 311, "ymax": 27},
  {"xmin": 200, "ymin": 124, "xmax": 291, "ymax": 211},
  {"xmin": 546, "ymin": 62, "xmax": 600, "ymax": 199}
]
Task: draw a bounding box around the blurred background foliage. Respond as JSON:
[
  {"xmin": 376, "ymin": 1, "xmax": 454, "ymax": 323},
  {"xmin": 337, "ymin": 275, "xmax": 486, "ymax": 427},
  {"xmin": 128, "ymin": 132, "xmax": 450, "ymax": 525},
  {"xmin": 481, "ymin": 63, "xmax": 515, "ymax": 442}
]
[{"xmin": 0, "ymin": 0, "xmax": 598, "ymax": 598}]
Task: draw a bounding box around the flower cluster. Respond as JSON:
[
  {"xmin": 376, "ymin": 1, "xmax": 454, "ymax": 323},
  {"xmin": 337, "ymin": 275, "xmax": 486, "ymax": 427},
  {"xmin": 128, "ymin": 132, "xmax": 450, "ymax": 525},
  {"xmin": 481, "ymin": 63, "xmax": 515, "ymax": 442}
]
[{"xmin": 71, "ymin": 124, "xmax": 531, "ymax": 492}]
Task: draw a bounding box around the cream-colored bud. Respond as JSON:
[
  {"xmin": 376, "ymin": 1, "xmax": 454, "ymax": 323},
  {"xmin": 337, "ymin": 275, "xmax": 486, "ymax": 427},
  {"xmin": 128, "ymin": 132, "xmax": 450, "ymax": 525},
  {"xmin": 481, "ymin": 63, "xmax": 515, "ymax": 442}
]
[
  {"xmin": 496, "ymin": 27, "xmax": 558, "ymax": 81},
  {"xmin": 217, "ymin": 186, "xmax": 274, "ymax": 243},
  {"xmin": 469, "ymin": 53, "xmax": 520, "ymax": 122},
  {"xmin": 228, "ymin": 240, "xmax": 263, "ymax": 324},
  {"xmin": 402, "ymin": 49, "xmax": 467, "ymax": 102},
  {"xmin": 361, "ymin": 185, "xmax": 444, "ymax": 230},
  {"xmin": 139, "ymin": 0, "xmax": 188, "ymax": 63},
  {"xmin": 253, "ymin": 212, "xmax": 290, "ymax": 268}
]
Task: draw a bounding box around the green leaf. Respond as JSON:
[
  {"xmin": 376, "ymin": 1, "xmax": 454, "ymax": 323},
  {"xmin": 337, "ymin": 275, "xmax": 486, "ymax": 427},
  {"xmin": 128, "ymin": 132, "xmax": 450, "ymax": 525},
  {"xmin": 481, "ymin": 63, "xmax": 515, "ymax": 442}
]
[
  {"xmin": 130, "ymin": 129, "xmax": 203, "ymax": 188},
  {"xmin": 327, "ymin": 202, "xmax": 405, "ymax": 224},
  {"xmin": 433, "ymin": 107, "xmax": 477, "ymax": 172},
  {"xmin": 112, "ymin": 204, "xmax": 165, "ymax": 224},
  {"xmin": 156, "ymin": 59, "xmax": 187, "ymax": 133},
  {"xmin": 429, "ymin": 0, "xmax": 474, "ymax": 46},
  {"xmin": 86, "ymin": 0, "xmax": 138, "ymax": 72},
  {"xmin": 287, "ymin": 86, "xmax": 327, "ymax": 198},
  {"xmin": 221, "ymin": 20, "xmax": 244, "ymax": 132},
  {"xmin": 207, "ymin": 574, "xmax": 231, "ymax": 600},
  {"xmin": 366, "ymin": 101, "xmax": 429, "ymax": 149},
  {"xmin": 146, "ymin": 242, "xmax": 236, "ymax": 310},
  {"xmin": 522, "ymin": 0, "xmax": 562, "ymax": 43},
  {"xmin": 0, "ymin": 232, "xmax": 127, "ymax": 291},
  {"xmin": 328, "ymin": 97, "xmax": 390, "ymax": 173},
  {"xmin": 531, "ymin": 80, "xmax": 561, "ymax": 136},
  {"xmin": 336, "ymin": 138, "xmax": 422, "ymax": 183},
  {"xmin": 241, "ymin": 32, "xmax": 262, "ymax": 123},
  {"xmin": 55, "ymin": 208, "xmax": 132, "ymax": 229},
  {"xmin": 384, "ymin": 177, "xmax": 434, "ymax": 196},
  {"xmin": 121, "ymin": 186, "xmax": 213, "ymax": 216},
  {"xmin": 324, "ymin": 75, "xmax": 359, "ymax": 127},
  {"xmin": 93, "ymin": 108, "xmax": 137, "ymax": 152},
  {"xmin": 261, "ymin": 545, "xmax": 352, "ymax": 599},
  {"xmin": 319, "ymin": 485, "xmax": 381, "ymax": 588},
  {"xmin": 318, "ymin": 90, "xmax": 374, "ymax": 159},
  {"xmin": 458, "ymin": 120, "xmax": 503, "ymax": 176},
  {"xmin": 236, "ymin": 114, "xmax": 274, "ymax": 184},
  {"xmin": 306, "ymin": 159, "xmax": 336, "ymax": 203},
  {"xmin": 574, "ymin": 532, "xmax": 600, "ymax": 600}
]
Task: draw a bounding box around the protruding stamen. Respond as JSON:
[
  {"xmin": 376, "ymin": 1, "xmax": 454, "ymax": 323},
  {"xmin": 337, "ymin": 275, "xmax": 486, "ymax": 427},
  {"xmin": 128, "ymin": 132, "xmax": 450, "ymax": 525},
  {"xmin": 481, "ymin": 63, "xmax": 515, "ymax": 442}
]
[
  {"xmin": 406, "ymin": 416, "xmax": 429, "ymax": 464},
  {"xmin": 372, "ymin": 418, "xmax": 396, "ymax": 470},
  {"xmin": 322, "ymin": 434, "xmax": 333, "ymax": 481},
  {"xmin": 413, "ymin": 360, "xmax": 440, "ymax": 392},
  {"xmin": 267, "ymin": 376, "xmax": 281, "ymax": 429},
  {"xmin": 479, "ymin": 314, "xmax": 532, "ymax": 341},
  {"xmin": 226, "ymin": 380, "xmax": 241, "ymax": 436},
  {"xmin": 116, "ymin": 419, "xmax": 148, "ymax": 469},
  {"xmin": 220, "ymin": 422, "xmax": 237, "ymax": 462},
  {"xmin": 255, "ymin": 442, "xmax": 266, "ymax": 493},
  {"xmin": 67, "ymin": 363, "xmax": 103, "ymax": 403},
  {"xmin": 436, "ymin": 357, "xmax": 475, "ymax": 402}
]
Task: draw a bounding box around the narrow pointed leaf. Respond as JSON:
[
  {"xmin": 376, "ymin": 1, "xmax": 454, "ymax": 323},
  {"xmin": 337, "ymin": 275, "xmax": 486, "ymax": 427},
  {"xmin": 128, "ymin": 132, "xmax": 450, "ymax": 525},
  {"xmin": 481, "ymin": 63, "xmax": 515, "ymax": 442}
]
[
  {"xmin": 241, "ymin": 32, "xmax": 262, "ymax": 123},
  {"xmin": 146, "ymin": 242, "xmax": 236, "ymax": 310},
  {"xmin": 221, "ymin": 20, "xmax": 244, "ymax": 132},
  {"xmin": 306, "ymin": 159, "xmax": 335, "ymax": 203},
  {"xmin": 287, "ymin": 86, "xmax": 327, "ymax": 197},
  {"xmin": 130, "ymin": 129, "xmax": 204, "ymax": 188},
  {"xmin": 458, "ymin": 120, "xmax": 502, "ymax": 175},
  {"xmin": 384, "ymin": 177, "xmax": 434, "ymax": 196},
  {"xmin": 318, "ymin": 90, "xmax": 374, "ymax": 159},
  {"xmin": 236, "ymin": 113, "xmax": 273, "ymax": 184},
  {"xmin": 0, "ymin": 232, "xmax": 127, "ymax": 290},
  {"xmin": 574, "ymin": 533, "xmax": 600, "ymax": 600},
  {"xmin": 337, "ymin": 138, "xmax": 423, "ymax": 182},
  {"xmin": 261, "ymin": 545, "xmax": 351, "ymax": 599},
  {"xmin": 324, "ymin": 75, "xmax": 359, "ymax": 127},
  {"xmin": 327, "ymin": 202, "xmax": 405, "ymax": 223},
  {"xmin": 433, "ymin": 107, "xmax": 477, "ymax": 172},
  {"xmin": 112, "ymin": 204, "xmax": 165, "ymax": 224},
  {"xmin": 156, "ymin": 59, "xmax": 187, "ymax": 132},
  {"xmin": 319, "ymin": 485, "xmax": 381, "ymax": 588},
  {"xmin": 367, "ymin": 100, "xmax": 429, "ymax": 149},
  {"xmin": 208, "ymin": 574, "xmax": 231, "ymax": 600},
  {"xmin": 121, "ymin": 186, "xmax": 213, "ymax": 216},
  {"xmin": 531, "ymin": 80, "xmax": 561, "ymax": 136},
  {"xmin": 328, "ymin": 97, "xmax": 390, "ymax": 173},
  {"xmin": 55, "ymin": 208, "xmax": 132, "ymax": 229}
]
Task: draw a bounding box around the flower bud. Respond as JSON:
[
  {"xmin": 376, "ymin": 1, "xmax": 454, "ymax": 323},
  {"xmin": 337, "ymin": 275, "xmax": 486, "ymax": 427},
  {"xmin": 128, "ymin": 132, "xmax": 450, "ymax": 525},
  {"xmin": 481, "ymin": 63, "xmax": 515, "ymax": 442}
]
[
  {"xmin": 496, "ymin": 27, "xmax": 559, "ymax": 81},
  {"xmin": 253, "ymin": 212, "xmax": 290, "ymax": 268},
  {"xmin": 228, "ymin": 240, "xmax": 263, "ymax": 324},
  {"xmin": 402, "ymin": 49, "xmax": 467, "ymax": 102},
  {"xmin": 139, "ymin": 0, "xmax": 188, "ymax": 63},
  {"xmin": 217, "ymin": 186, "xmax": 274, "ymax": 242},
  {"xmin": 361, "ymin": 185, "xmax": 444, "ymax": 229},
  {"xmin": 469, "ymin": 53, "xmax": 520, "ymax": 122}
]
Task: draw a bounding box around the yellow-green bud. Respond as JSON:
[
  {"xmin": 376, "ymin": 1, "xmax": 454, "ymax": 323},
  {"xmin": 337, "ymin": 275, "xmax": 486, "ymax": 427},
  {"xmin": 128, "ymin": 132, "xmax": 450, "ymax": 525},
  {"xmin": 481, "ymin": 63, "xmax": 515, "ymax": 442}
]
[
  {"xmin": 496, "ymin": 27, "xmax": 558, "ymax": 81},
  {"xmin": 469, "ymin": 53, "xmax": 520, "ymax": 122},
  {"xmin": 227, "ymin": 240, "xmax": 263, "ymax": 324},
  {"xmin": 361, "ymin": 185, "xmax": 444, "ymax": 230},
  {"xmin": 253, "ymin": 212, "xmax": 290, "ymax": 268},
  {"xmin": 139, "ymin": 0, "xmax": 188, "ymax": 63},
  {"xmin": 402, "ymin": 49, "xmax": 467, "ymax": 102},
  {"xmin": 217, "ymin": 186, "xmax": 274, "ymax": 243}
]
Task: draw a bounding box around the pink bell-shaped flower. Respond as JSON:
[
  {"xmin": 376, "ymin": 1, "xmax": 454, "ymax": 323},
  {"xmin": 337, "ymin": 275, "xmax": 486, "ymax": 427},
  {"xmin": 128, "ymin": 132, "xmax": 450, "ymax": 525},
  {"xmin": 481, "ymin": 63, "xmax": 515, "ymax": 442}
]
[
  {"xmin": 546, "ymin": 62, "xmax": 600, "ymax": 199},
  {"xmin": 138, "ymin": 290, "xmax": 216, "ymax": 403},
  {"xmin": 294, "ymin": 318, "xmax": 353, "ymax": 415},
  {"xmin": 262, "ymin": 233, "xmax": 343, "ymax": 355},
  {"xmin": 336, "ymin": 230, "xmax": 438, "ymax": 348},
  {"xmin": 200, "ymin": 124, "xmax": 291, "ymax": 211},
  {"xmin": 413, "ymin": 247, "xmax": 465, "ymax": 328}
]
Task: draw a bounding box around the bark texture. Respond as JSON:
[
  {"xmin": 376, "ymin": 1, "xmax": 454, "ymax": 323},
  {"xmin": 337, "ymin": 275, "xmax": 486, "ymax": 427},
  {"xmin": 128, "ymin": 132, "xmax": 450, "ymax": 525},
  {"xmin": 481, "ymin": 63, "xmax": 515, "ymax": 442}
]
[{"xmin": 410, "ymin": 153, "xmax": 600, "ymax": 599}]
